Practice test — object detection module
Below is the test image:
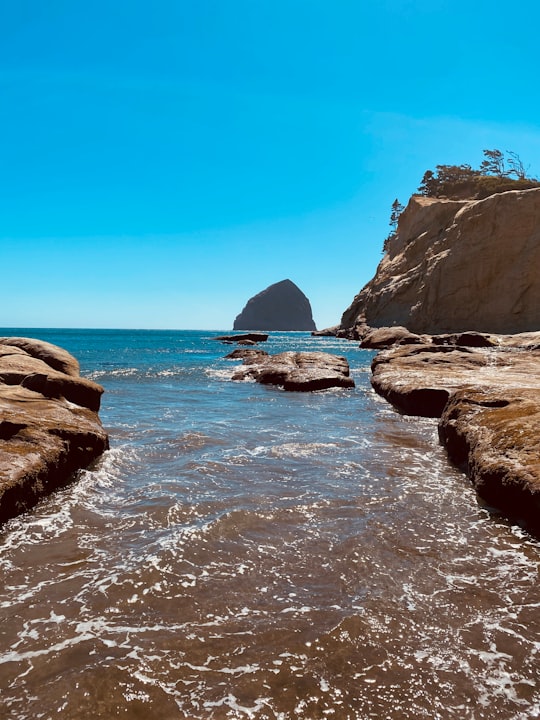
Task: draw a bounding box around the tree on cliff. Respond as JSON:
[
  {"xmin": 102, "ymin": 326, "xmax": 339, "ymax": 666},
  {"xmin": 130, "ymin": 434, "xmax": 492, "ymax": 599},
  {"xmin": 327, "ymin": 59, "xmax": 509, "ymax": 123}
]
[
  {"xmin": 389, "ymin": 198, "xmax": 404, "ymax": 232},
  {"xmin": 479, "ymin": 149, "xmax": 506, "ymax": 177},
  {"xmin": 417, "ymin": 150, "xmax": 539, "ymax": 200},
  {"xmin": 383, "ymin": 198, "xmax": 405, "ymax": 252}
]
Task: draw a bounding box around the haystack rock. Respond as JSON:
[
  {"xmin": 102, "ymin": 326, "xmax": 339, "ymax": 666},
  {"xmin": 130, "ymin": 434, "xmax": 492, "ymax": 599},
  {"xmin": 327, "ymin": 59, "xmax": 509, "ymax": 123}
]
[
  {"xmin": 233, "ymin": 279, "xmax": 317, "ymax": 331},
  {"xmin": 340, "ymin": 188, "xmax": 540, "ymax": 335}
]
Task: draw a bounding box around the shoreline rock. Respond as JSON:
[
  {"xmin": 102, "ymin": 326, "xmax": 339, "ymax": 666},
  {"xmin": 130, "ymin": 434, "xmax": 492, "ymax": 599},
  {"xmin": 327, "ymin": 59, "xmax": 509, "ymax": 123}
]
[
  {"xmin": 368, "ymin": 332, "xmax": 540, "ymax": 533},
  {"xmin": 0, "ymin": 337, "xmax": 109, "ymax": 524},
  {"xmin": 228, "ymin": 350, "xmax": 355, "ymax": 392}
]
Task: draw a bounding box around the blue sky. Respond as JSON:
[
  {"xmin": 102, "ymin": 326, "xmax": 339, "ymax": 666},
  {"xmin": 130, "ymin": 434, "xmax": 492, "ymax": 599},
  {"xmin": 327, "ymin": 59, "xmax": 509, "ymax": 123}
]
[{"xmin": 2, "ymin": 0, "xmax": 540, "ymax": 329}]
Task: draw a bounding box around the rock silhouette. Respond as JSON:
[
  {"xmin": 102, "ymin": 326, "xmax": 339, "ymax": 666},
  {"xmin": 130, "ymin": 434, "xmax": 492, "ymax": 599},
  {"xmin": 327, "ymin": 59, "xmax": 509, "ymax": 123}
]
[{"xmin": 233, "ymin": 279, "xmax": 316, "ymax": 331}]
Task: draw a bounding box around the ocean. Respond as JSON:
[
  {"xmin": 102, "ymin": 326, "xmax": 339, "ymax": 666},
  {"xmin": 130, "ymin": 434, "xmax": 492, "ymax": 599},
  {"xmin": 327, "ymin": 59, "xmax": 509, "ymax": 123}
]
[{"xmin": 1, "ymin": 329, "xmax": 539, "ymax": 719}]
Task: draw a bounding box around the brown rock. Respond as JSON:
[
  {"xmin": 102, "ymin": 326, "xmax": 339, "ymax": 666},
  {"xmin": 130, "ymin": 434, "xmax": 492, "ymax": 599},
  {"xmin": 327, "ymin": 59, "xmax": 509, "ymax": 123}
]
[
  {"xmin": 360, "ymin": 326, "xmax": 425, "ymax": 349},
  {"xmin": 341, "ymin": 189, "xmax": 540, "ymax": 334},
  {"xmin": 370, "ymin": 344, "xmax": 484, "ymax": 416},
  {"xmin": 225, "ymin": 348, "xmax": 269, "ymax": 363},
  {"xmin": 439, "ymin": 389, "xmax": 540, "ymax": 531},
  {"xmin": 0, "ymin": 336, "xmax": 81, "ymax": 376},
  {"xmin": 370, "ymin": 340, "xmax": 540, "ymax": 531},
  {"xmin": 231, "ymin": 351, "xmax": 355, "ymax": 392},
  {"xmin": 0, "ymin": 338, "xmax": 109, "ymax": 524}
]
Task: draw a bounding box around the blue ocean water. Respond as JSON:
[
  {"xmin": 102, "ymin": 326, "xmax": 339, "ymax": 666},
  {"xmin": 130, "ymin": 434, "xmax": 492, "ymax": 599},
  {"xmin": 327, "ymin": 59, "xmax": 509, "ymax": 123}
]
[{"xmin": 1, "ymin": 329, "xmax": 539, "ymax": 719}]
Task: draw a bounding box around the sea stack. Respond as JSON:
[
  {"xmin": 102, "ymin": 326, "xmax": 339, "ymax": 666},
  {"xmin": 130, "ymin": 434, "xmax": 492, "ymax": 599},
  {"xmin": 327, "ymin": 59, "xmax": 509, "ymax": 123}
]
[{"xmin": 233, "ymin": 279, "xmax": 317, "ymax": 331}]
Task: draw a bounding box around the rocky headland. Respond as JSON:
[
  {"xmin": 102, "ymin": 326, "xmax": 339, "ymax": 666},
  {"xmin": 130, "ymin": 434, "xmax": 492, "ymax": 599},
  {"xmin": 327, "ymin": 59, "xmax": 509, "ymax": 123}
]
[
  {"xmin": 234, "ymin": 279, "xmax": 317, "ymax": 331},
  {"xmin": 0, "ymin": 337, "xmax": 109, "ymax": 524},
  {"xmin": 340, "ymin": 188, "xmax": 540, "ymax": 336}
]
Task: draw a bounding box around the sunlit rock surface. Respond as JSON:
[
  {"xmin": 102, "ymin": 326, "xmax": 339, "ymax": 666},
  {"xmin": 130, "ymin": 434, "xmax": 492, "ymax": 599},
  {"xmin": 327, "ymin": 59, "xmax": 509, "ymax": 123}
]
[
  {"xmin": 0, "ymin": 337, "xmax": 109, "ymax": 524},
  {"xmin": 229, "ymin": 350, "xmax": 355, "ymax": 391},
  {"xmin": 341, "ymin": 189, "xmax": 540, "ymax": 334},
  {"xmin": 369, "ymin": 334, "xmax": 540, "ymax": 531}
]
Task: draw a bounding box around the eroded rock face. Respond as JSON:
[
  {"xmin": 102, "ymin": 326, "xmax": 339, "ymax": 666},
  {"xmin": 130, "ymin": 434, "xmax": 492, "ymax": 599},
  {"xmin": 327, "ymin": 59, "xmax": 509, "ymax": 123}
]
[
  {"xmin": 341, "ymin": 189, "xmax": 540, "ymax": 334},
  {"xmin": 0, "ymin": 338, "xmax": 109, "ymax": 524},
  {"xmin": 233, "ymin": 279, "xmax": 317, "ymax": 331},
  {"xmin": 229, "ymin": 351, "xmax": 355, "ymax": 392},
  {"xmin": 439, "ymin": 388, "xmax": 540, "ymax": 528},
  {"xmin": 370, "ymin": 338, "xmax": 540, "ymax": 532}
]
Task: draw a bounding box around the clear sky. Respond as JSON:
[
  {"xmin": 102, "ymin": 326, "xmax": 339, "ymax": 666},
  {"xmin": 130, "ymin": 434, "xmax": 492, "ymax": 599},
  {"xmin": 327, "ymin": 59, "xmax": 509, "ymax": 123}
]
[{"xmin": 2, "ymin": 0, "xmax": 540, "ymax": 330}]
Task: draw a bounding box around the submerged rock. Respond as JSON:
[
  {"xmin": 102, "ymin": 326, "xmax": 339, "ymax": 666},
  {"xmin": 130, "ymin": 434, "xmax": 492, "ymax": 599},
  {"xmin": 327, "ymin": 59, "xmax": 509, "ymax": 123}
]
[
  {"xmin": 233, "ymin": 279, "xmax": 317, "ymax": 331},
  {"xmin": 230, "ymin": 351, "xmax": 355, "ymax": 392},
  {"xmin": 215, "ymin": 333, "xmax": 269, "ymax": 344},
  {"xmin": 0, "ymin": 337, "xmax": 109, "ymax": 524}
]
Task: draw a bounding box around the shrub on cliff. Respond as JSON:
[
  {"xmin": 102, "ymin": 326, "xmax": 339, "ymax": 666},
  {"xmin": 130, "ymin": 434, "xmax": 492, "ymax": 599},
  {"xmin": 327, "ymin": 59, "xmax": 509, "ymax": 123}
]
[{"xmin": 417, "ymin": 150, "xmax": 540, "ymax": 200}]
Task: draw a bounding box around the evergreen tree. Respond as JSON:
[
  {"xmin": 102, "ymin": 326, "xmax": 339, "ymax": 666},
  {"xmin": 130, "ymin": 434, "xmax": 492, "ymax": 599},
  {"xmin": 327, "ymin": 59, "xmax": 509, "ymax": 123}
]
[{"xmin": 389, "ymin": 198, "xmax": 405, "ymax": 232}]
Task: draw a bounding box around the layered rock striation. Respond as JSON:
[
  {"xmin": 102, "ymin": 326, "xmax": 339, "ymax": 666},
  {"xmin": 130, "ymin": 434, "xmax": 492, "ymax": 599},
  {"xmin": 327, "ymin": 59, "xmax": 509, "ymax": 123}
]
[
  {"xmin": 234, "ymin": 279, "xmax": 317, "ymax": 331},
  {"xmin": 341, "ymin": 188, "xmax": 540, "ymax": 335},
  {"xmin": 0, "ymin": 337, "xmax": 109, "ymax": 524},
  {"xmin": 369, "ymin": 332, "xmax": 540, "ymax": 532}
]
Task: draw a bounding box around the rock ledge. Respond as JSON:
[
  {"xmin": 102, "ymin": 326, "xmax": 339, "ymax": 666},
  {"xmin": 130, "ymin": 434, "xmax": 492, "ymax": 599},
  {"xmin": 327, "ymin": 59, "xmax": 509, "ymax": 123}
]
[
  {"xmin": 369, "ymin": 332, "xmax": 540, "ymax": 532},
  {"xmin": 0, "ymin": 337, "xmax": 109, "ymax": 524}
]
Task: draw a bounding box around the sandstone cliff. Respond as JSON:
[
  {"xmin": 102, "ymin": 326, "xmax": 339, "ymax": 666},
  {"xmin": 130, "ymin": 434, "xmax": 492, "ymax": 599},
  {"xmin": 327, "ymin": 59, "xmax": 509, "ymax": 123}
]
[
  {"xmin": 234, "ymin": 279, "xmax": 317, "ymax": 331},
  {"xmin": 341, "ymin": 188, "xmax": 540, "ymax": 334}
]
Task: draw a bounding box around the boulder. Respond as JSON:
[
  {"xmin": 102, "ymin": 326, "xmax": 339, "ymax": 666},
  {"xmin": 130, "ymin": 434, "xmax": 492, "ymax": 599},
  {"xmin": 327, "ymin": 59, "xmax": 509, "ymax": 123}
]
[
  {"xmin": 311, "ymin": 326, "xmax": 339, "ymax": 337},
  {"xmin": 431, "ymin": 331, "xmax": 498, "ymax": 348},
  {"xmin": 340, "ymin": 189, "xmax": 540, "ymax": 335},
  {"xmin": 233, "ymin": 279, "xmax": 317, "ymax": 331},
  {"xmin": 230, "ymin": 351, "xmax": 355, "ymax": 392},
  {"xmin": 360, "ymin": 326, "xmax": 425, "ymax": 349},
  {"xmin": 0, "ymin": 338, "xmax": 109, "ymax": 524},
  {"xmin": 225, "ymin": 348, "xmax": 269, "ymax": 363}
]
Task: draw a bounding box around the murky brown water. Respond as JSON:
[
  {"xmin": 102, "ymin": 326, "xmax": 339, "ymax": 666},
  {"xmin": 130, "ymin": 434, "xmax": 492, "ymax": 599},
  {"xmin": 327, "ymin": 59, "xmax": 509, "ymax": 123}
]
[{"xmin": 1, "ymin": 330, "xmax": 539, "ymax": 719}]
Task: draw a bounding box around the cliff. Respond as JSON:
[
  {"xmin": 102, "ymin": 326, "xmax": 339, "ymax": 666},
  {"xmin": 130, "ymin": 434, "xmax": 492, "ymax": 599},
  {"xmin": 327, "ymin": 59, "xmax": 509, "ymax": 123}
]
[
  {"xmin": 234, "ymin": 279, "xmax": 317, "ymax": 331},
  {"xmin": 341, "ymin": 188, "xmax": 540, "ymax": 334},
  {"xmin": 0, "ymin": 337, "xmax": 109, "ymax": 524}
]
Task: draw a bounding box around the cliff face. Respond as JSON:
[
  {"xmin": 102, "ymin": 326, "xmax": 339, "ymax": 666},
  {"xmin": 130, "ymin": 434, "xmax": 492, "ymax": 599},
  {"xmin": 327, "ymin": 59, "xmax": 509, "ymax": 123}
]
[
  {"xmin": 234, "ymin": 279, "xmax": 317, "ymax": 331},
  {"xmin": 341, "ymin": 188, "xmax": 540, "ymax": 334}
]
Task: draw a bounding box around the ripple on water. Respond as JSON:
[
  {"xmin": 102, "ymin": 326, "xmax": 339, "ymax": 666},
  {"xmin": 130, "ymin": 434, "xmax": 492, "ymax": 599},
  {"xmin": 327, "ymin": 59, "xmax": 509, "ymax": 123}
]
[{"xmin": 1, "ymin": 331, "xmax": 540, "ymax": 719}]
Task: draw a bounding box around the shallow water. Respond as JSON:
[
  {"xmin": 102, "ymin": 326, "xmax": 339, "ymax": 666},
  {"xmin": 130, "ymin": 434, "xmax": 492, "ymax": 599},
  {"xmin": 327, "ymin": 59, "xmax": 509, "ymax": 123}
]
[{"xmin": 1, "ymin": 330, "xmax": 539, "ymax": 719}]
